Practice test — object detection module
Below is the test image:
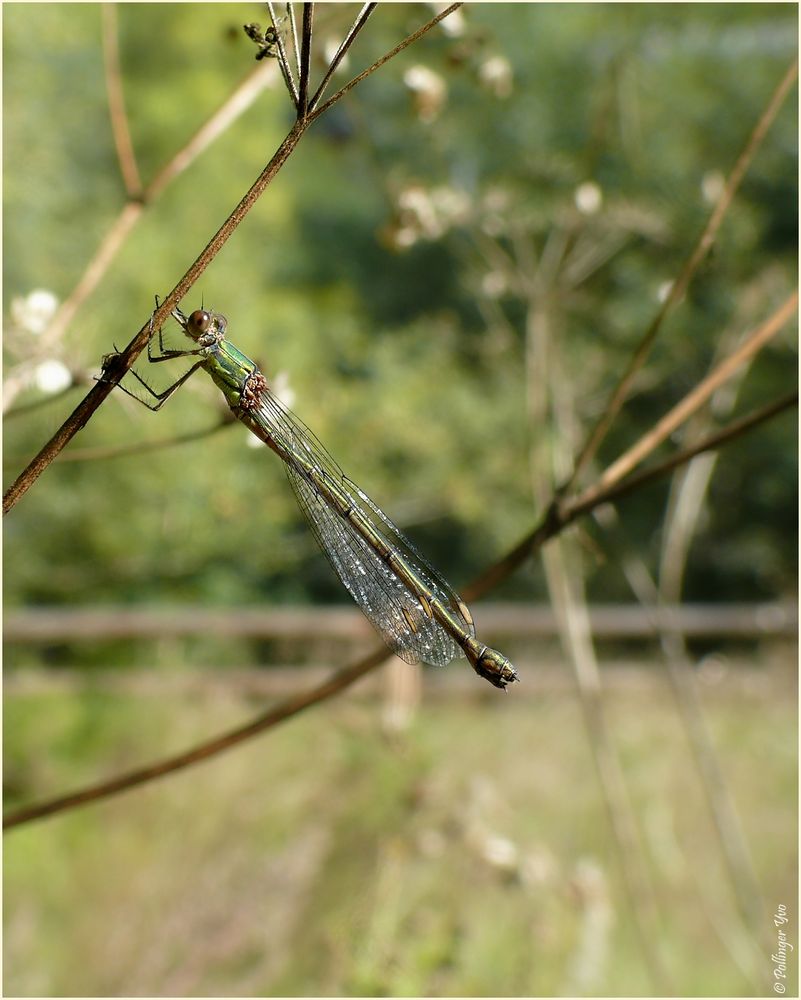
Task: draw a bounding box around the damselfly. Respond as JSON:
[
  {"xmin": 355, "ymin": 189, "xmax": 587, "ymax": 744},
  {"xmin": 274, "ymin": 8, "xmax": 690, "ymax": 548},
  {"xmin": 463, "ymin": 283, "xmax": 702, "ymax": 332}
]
[{"xmin": 118, "ymin": 307, "xmax": 519, "ymax": 690}]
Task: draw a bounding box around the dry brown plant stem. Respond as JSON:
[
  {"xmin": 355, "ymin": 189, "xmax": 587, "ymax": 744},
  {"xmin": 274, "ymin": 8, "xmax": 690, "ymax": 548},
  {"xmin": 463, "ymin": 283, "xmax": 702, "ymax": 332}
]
[
  {"xmin": 570, "ymin": 292, "xmax": 797, "ymax": 513},
  {"xmin": 4, "ymin": 648, "xmax": 389, "ymax": 830},
  {"xmin": 267, "ymin": 1, "xmax": 300, "ymax": 106},
  {"xmin": 2, "ymin": 118, "xmax": 307, "ymax": 516},
  {"xmin": 526, "ymin": 290, "xmax": 670, "ymax": 991},
  {"xmin": 102, "ymin": 3, "xmax": 142, "ymax": 198},
  {"xmin": 467, "ymin": 296, "xmax": 797, "ymax": 601},
  {"xmin": 308, "ymin": 3, "xmax": 378, "ymax": 111}
]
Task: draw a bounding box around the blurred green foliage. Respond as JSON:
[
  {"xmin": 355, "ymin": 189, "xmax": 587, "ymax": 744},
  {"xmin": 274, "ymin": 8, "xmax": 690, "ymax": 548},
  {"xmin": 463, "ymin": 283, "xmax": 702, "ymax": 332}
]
[
  {"xmin": 4, "ymin": 3, "xmax": 797, "ymax": 653},
  {"xmin": 3, "ymin": 8, "xmax": 797, "ymax": 998}
]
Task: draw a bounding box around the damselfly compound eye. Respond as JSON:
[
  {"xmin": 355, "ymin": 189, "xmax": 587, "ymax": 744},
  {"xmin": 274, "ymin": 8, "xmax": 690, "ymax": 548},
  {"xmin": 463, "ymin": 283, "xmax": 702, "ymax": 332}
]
[{"xmin": 189, "ymin": 310, "xmax": 211, "ymax": 334}]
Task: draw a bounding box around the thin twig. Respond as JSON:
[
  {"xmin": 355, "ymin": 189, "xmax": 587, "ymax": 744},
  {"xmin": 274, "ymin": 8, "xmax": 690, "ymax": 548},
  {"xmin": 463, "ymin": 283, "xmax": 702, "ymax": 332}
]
[
  {"xmin": 297, "ymin": 3, "xmax": 314, "ymax": 118},
  {"xmin": 464, "ymin": 386, "xmax": 797, "ymax": 602},
  {"xmin": 3, "ymin": 118, "xmax": 308, "ymax": 516},
  {"xmin": 657, "ymin": 416, "xmax": 766, "ymax": 934},
  {"xmin": 308, "ymin": 3, "xmax": 377, "ymax": 113},
  {"xmin": 590, "ymin": 511, "xmax": 765, "ymax": 986},
  {"xmin": 525, "ymin": 283, "xmax": 669, "ymax": 990},
  {"xmin": 3, "ymin": 204, "xmax": 142, "ymax": 414},
  {"xmin": 543, "ymin": 536, "xmax": 671, "ymax": 989},
  {"xmin": 308, "ymin": 3, "xmax": 463, "ymax": 123},
  {"xmin": 570, "ymin": 390, "xmax": 797, "ymax": 518},
  {"xmin": 566, "ymin": 57, "xmax": 799, "ymax": 491},
  {"xmin": 101, "ymin": 3, "xmax": 142, "ymax": 198},
  {"xmin": 267, "ymin": 1, "xmax": 300, "ymax": 108},
  {"xmin": 3, "ymin": 647, "xmax": 388, "ymax": 830},
  {"xmin": 50, "ymin": 414, "xmax": 236, "ymax": 464},
  {"xmin": 146, "ymin": 61, "xmax": 279, "ymax": 202},
  {"xmin": 598, "ymin": 317, "xmax": 769, "ymax": 950},
  {"xmin": 4, "ymin": 380, "xmax": 88, "ymax": 420},
  {"xmin": 572, "ymin": 292, "xmax": 797, "ymax": 509},
  {"xmin": 286, "ymin": 2, "xmax": 301, "ymax": 79}
]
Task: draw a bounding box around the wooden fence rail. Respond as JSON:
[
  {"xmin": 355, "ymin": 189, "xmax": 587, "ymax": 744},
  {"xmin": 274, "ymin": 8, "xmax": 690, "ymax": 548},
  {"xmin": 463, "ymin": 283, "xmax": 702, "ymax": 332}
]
[{"xmin": 4, "ymin": 602, "xmax": 797, "ymax": 642}]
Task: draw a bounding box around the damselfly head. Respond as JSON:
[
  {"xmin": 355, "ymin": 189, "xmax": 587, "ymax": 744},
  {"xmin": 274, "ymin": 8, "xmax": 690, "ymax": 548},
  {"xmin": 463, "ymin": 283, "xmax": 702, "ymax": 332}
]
[{"xmin": 170, "ymin": 307, "xmax": 227, "ymax": 346}]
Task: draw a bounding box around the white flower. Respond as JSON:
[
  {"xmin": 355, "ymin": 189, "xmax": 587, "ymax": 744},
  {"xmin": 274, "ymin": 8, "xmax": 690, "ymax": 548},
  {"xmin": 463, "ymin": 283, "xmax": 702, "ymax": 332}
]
[
  {"xmin": 11, "ymin": 289, "xmax": 59, "ymax": 335},
  {"xmin": 34, "ymin": 359, "xmax": 71, "ymax": 394},
  {"xmin": 701, "ymin": 169, "xmax": 725, "ymax": 205},
  {"xmin": 392, "ymin": 226, "xmax": 419, "ymax": 249},
  {"xmin": 480, "ymin": 187, "xmax": 511, "ymax": 236},
  {"xmin": 403, "ymin": 65, "xmax": 447, "ymax": 123},
  {"xmin": 479, "ymin": 55, "xmax": 513, "ymax": 98},
  {"xmin": 481, "ymin": 834, "xmax": 518, "ymax": 871},
  {"xmin": 394, "ymin": 184, "xmax": 469, "ymax": 243},
  {"xmin": 430, "ymin": 185, "xmax": 470, "ymax": 225},
  {"xmin": 428, "ymin": 3, "xmax": 466, "ymax": 37},
  {"xmin": 271, "ymin": 370, "xmax": 295, "ymax": 409},
  {"xmin": 482, "ymin": 271, "xmax": 508, "ymax": 298},
  {"xmin": 575, "ymin": 181, "xmax": 603, "ymax": 215},
  {"xmin": 323, "ymin": 37, "xmax": 349, "ymax": 72},
  {"xmin": 398, "ymin": 184, "xmax": 442, "ymax": 239},
  {"xmin": 656, "ymin": 279, "xmax": 674, "ymax": 303}
]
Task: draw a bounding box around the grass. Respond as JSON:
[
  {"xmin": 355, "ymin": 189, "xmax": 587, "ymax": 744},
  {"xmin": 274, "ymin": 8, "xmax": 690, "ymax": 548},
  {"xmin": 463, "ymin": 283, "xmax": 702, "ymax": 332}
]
[{"xmin": 3, "ymin": 654, "xmax": 797, "ymax": 997}]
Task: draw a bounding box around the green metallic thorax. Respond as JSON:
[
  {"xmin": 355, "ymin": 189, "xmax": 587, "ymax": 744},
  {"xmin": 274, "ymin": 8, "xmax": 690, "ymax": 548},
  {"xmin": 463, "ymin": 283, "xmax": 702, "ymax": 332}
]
[{"xmin": 201, "ymin": 339, "xmax": 258, "ymax": 411}]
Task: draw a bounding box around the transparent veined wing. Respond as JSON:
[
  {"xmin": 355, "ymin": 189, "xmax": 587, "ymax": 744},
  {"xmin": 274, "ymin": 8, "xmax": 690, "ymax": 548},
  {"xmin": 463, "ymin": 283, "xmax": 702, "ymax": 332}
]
[{"xmin": 247, "ymin": 387, "xmax": 475, "ymax": 666}]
